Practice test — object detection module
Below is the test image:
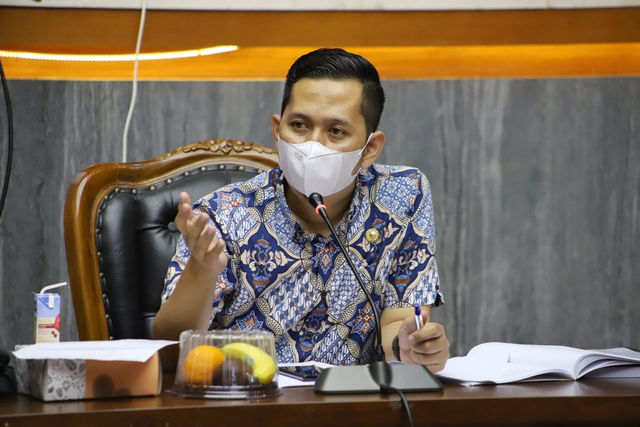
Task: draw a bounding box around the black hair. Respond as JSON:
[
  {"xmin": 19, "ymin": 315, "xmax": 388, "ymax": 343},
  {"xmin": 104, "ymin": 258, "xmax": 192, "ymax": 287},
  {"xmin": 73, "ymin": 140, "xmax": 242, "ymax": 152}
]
[{"xmin": 280, "ymin": 48, "xmax": 386, "ymax": 135}]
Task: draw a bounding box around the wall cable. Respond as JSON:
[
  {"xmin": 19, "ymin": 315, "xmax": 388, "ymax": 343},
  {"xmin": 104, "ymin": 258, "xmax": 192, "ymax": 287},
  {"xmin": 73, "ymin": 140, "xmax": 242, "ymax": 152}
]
[
  {"xmin": 122, "ymin": 0, "xmax": 148, "ymax": 163},
  {"xmin": 0, "ymin": 59, "xmax": 14, "ymax": 222}
]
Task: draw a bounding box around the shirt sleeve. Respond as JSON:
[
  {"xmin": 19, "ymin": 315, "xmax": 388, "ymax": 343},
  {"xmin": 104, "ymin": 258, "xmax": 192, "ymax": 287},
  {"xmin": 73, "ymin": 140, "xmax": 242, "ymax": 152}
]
[
  {"xmin": 383, "ymin": 171, "xmax": 444, "ymax": 309},
  {"xmin": 160, "ymin": 197, "xmax": 238, "ymax": 326}
]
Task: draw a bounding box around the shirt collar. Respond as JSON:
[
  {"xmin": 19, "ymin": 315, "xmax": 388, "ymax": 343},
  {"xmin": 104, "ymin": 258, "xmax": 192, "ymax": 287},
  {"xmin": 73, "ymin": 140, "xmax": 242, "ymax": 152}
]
[{"xmin": 272, "ymin": 167, "xmax": 369, "ymax": 240}]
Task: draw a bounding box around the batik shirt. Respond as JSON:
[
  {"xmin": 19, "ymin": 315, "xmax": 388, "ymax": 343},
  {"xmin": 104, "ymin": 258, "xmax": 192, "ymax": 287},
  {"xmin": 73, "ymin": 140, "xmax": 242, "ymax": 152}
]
[{"xmin": 161, "ymin": 164, "xmax": 443, "ymax": 365}]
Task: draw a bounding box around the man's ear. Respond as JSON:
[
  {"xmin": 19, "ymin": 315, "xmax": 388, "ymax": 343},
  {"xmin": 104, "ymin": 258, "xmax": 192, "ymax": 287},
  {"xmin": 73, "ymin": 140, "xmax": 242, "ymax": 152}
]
[
  {"xmin": 360, "ymin": 130, "xmax": 386, "ymax": 169},
  {"xmin": 270, "ymin": 114, "xmax": 281, "ymax": 151}
]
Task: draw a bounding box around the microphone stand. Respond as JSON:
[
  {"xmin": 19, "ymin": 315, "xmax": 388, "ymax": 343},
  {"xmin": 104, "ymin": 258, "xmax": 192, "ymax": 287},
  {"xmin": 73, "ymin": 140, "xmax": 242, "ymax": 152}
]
[{"xmin": 307, "ymin": 193, "xmax": 443, "ymax": 394}]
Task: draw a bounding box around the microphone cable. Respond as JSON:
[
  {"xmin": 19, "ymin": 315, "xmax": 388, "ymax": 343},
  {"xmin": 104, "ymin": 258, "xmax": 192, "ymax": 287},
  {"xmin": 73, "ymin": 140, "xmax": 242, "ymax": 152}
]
[
  {"xmin": 308, "ymin": 192, "xmax": 385, "ymax": 362},
  {"xmin": 383, "ymin": 385, "xmax": 415, "ymax": 427},
  {"xmin": 0, "ymin": 58, "xmax": 13, "ymax": 222},
  {"xmin": 308, "ymin": 193, "xmax": 416, "ymax": 426}
]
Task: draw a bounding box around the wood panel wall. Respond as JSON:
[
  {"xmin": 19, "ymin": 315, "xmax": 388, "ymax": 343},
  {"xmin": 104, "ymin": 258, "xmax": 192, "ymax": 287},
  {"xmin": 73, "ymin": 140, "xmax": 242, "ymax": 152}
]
[{"xmin": 1, "ymin": 7, "xmax": 640, "ymax": 79}]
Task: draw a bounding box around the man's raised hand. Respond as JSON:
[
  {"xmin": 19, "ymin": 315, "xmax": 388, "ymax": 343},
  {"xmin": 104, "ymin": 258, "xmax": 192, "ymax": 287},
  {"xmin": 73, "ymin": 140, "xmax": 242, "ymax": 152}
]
[{"xmin": 174, "ymin": 192, "xmax": 227, "ymax": 274}]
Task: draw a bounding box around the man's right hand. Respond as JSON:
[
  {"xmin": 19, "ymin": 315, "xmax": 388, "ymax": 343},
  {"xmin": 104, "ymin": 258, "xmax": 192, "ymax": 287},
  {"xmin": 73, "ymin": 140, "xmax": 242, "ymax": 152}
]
[
  {"xmin": 175, "ymin": 192, "xmax": 228, "ymax": 275},
  {"xmin": 153, "ymin": 192, "xmax": 227, "ymax": 348}
]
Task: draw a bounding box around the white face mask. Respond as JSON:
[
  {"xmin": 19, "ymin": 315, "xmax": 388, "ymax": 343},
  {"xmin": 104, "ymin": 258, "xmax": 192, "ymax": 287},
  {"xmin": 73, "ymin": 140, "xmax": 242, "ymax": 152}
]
[{"xmin": 278, "ymin": 134, "xmax": 372, "ymax": 197}]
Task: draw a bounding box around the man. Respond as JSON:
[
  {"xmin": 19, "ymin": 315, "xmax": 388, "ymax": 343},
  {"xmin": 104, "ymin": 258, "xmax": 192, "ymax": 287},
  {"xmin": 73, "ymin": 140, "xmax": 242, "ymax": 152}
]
[{"xmin": 153, "ymin": 48, "xmax": 450, "ymax": 372}]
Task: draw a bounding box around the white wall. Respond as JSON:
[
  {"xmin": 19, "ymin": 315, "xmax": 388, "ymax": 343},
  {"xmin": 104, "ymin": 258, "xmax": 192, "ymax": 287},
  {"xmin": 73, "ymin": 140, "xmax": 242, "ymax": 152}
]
[{"xmin": 0, "ymin": 0, "xmax": 639, "ymax": 10}]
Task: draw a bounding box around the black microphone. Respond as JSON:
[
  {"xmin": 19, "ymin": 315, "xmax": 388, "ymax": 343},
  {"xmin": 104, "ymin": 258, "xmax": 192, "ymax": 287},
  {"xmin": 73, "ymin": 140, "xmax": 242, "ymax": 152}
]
[
  {"xmin": 309, "ymin": 192, "xmax": 391, "ymax": 393},
  {"xmin": 308, "ymin": 192, "xmax": 443, "ymax": 396},
  {"xmin": 308, "ymin": 192, "xmax": 385, "ymax": 363}
]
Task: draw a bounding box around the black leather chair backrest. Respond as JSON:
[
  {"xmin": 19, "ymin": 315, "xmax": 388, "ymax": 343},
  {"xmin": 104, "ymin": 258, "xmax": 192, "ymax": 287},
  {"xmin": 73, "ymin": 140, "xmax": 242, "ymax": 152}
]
[
  {"xmin": 98, "ymin": 166, "xmax": 264, "ymax": 339},
  {"xmin": 65, "ymin": 140, "xmax": 279, "ymax": 341}
]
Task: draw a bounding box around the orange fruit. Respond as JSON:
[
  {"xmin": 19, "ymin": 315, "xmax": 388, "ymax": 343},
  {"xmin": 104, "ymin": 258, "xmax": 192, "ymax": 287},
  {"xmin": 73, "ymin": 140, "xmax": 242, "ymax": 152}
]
[{"xmin": 182, "ymin": 345, "xmax": 225, "ymax": 385}]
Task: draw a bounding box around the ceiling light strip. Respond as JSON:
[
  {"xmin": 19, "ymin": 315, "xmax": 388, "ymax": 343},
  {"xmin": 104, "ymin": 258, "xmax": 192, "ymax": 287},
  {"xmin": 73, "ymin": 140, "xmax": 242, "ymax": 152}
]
[{"xmin": 0, "ymin": 45, "xmax": 239, "ymax": 62}]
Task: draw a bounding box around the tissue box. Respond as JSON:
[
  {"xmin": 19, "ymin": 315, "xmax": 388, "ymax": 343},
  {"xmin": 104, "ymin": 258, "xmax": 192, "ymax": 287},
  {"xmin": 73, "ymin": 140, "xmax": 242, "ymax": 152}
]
[
  {"xmin": 16, "ymin": 353, "xmax": 161, "ymax": 401},
  {"xmin": 13, "ymin": 340, "xmax": 175, "ymax": 401}
]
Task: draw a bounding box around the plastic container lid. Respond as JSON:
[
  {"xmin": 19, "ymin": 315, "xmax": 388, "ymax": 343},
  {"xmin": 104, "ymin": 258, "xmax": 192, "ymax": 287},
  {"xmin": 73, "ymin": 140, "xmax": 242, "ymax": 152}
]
[{"xmin": 171, "ymin": 329, "xmax": 281, "ymax": 399}]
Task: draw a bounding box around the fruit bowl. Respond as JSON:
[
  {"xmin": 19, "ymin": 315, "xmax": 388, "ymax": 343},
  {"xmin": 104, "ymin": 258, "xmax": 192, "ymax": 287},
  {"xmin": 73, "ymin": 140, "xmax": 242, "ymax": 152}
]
[{"xmin": 171, "ymin": 330, "xmax": 281, "ymax": 399}]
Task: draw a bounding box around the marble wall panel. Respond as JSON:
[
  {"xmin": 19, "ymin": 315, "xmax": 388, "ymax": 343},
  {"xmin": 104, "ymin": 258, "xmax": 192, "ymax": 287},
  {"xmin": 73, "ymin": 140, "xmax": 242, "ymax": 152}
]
[{"xmin": 0, "ymin": 78, "xmax": 638, "ymax": 358}]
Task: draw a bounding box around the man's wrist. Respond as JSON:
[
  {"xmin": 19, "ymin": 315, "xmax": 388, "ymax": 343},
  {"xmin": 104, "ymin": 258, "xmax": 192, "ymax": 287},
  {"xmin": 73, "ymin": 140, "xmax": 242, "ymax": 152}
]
[
  {"xmin": 185, "ymin": 258, "xmax": 222, "ymax": 281},
  {"xmin": 391, "ymin": 334, "xmax": 401, "ymax": 361}
]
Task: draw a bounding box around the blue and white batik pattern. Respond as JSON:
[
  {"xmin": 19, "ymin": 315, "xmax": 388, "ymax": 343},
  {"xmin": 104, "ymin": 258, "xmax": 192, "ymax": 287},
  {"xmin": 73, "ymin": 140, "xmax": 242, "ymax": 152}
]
[{"xmin": 161, "ymin": 164, "xmax": 443, "ymax": 365}]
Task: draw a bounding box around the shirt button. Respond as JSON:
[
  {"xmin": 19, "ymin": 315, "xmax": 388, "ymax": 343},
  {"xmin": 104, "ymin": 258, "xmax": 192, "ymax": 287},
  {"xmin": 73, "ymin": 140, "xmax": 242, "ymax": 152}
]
[{"xmin": 365, "ymin": 228, "xmax": 380, "ymax": 243}]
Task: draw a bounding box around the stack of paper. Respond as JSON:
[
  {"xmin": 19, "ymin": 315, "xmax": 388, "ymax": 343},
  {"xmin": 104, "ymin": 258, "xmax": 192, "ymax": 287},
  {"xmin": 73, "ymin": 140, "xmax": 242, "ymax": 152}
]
[{"xmin": 436, "ymin": 342, "xmax": 640, "ymax": 386}]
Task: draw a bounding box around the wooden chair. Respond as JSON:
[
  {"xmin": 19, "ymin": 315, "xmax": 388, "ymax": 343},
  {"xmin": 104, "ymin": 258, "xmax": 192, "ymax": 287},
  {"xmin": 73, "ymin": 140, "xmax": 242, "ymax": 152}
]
[{"xmin": 64, "ymin": 139, "xmax": 279, "ymax": 341}]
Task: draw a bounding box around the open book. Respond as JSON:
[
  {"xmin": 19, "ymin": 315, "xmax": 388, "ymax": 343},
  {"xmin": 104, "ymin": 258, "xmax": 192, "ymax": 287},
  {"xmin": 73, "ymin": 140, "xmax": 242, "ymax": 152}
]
[{"xmin": 436, "ymin": 342, "xmax": 640, "ymax": 385}]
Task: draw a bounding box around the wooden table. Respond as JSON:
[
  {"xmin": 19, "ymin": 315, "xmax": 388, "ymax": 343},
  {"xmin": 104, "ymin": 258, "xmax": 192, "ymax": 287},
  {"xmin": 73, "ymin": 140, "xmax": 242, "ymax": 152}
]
[{"xmin": 2, "ymin": 374, "xmax": 640, "ymax": 426}]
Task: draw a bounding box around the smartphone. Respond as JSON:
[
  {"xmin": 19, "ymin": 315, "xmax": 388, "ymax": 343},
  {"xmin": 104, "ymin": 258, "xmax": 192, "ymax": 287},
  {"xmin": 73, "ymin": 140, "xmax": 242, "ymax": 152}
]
[{"xmin": 278, "ymin": 365, "xmax": 324, "ymax": 381}]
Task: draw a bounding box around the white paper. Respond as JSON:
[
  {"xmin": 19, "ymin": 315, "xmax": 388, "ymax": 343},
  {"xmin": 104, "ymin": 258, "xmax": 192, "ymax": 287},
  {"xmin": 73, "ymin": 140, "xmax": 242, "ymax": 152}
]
[
  {"xmin": 585, "ymin": 365, "xmax": 640, "ymax": 379},
  {"xmin": 13, "ymin": 339, "xmax": 177, "ymax": 363},
  {"xmin": 278, "ymin": 361, "xmax": 336, "ymax": 388},
  {"xmin": 279, "ymin": 361, "xmax": 335, "ymax": 369},
  {"xmin": 278, "ymin": 375, "xmax": 314, "ymax": 388},
  {"xmin": 436, "ymin": 342, "xmax": 640, "ymax": 385}
]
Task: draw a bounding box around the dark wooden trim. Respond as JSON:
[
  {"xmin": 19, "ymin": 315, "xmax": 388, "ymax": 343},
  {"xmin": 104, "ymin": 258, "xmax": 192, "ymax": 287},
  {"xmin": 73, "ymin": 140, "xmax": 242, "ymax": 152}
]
[
  {"xmin": 2, "ymin": 7, "xmax": 640, "ymax": 79},
  {"xmin": 3, "ymin": 375, "xmax": 640, "ymax": 426},
  {"xmin": 2, "ymin": 8, "xmax": 640, "ymax": 51},
  {"xmin": 4, "ymin": 44, "xmax": 640, "ymax": 80}
]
